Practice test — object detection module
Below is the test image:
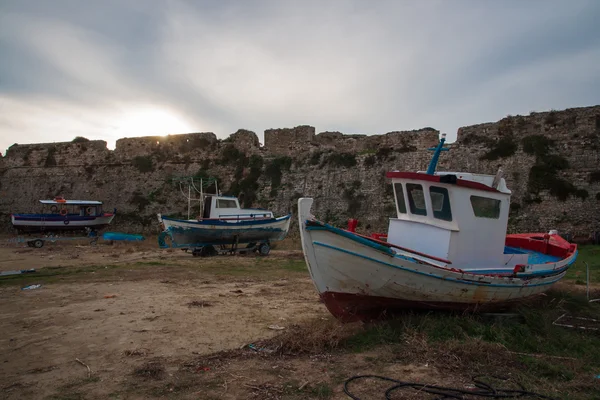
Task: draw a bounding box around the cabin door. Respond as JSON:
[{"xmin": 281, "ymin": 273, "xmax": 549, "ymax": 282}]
[{"xmin": 202, "ymin": 196, "xmax": 212, "ymax": 219}]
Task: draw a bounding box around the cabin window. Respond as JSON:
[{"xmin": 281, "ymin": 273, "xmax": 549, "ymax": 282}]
[
  {"xmin": 216, "ymin": 199, "xmax": 238, "ymax": 209},
  {"xmin": 393, "ymin": 183, "xmax": 407, "ymax": 214},
  {"xmin": 470, "ymin": 196, "xmax": 501, "ymax": 219},
  {"xmin": 406, "ymin": 183, "xmax": 427, "ymax": 216},
  {"xmin": 429, "ymin": 186, "xmax": 452, "ymax": 221}
]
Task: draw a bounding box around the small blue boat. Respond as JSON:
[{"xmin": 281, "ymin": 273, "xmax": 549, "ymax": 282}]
[{"xmin": 102, "ymin": 232, "xmax": 145, "ymax": 241}]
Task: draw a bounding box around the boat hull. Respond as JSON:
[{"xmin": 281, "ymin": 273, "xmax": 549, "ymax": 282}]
[
  {"xmin": 11, "ymin": 214, "xmax": 115, "ymax": 233},
  {"xmin": 297, "ymin": 198, "xmax": 576, "ymax": 322},
  {"xmin": 160, "ymin": 214, "xmax": 291, "ymax": 247}
]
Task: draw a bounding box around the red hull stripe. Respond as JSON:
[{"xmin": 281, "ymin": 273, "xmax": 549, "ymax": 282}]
[
  {"xmin": 320, "ymin": 291, "xmax": 526, "ymax": 322},
  {"xmin": 385, "ymin": 171, "xmax": 500, "ymax": 193}
]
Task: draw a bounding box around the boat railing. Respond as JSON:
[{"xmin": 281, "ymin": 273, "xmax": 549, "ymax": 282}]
[{"xmin": 200, "ymin": 214, "xmax": 273, "ymax": 222}]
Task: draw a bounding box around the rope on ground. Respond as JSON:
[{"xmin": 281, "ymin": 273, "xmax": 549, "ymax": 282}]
[{"xmin": 343, "ymin": 374, "xmax": 558, "ymax": 400}]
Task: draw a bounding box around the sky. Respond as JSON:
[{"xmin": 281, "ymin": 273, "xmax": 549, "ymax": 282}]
[{"xmin": 1, "ymin": 0, "xmax": 599, "ymax": 154}]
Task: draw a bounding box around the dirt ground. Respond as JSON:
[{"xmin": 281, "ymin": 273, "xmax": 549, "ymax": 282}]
[
  {"xmin": 0, "ymin": 237, "xmax": 594, "ymax": 399},
  {"xmin": 0, "ymin": 237, "xmax": 348, "ymax": 399}
]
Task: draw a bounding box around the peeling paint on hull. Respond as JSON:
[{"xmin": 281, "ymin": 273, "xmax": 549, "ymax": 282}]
[{"xmin": 297, "ymin": 198, "xmax": 577, "ymax": 322}]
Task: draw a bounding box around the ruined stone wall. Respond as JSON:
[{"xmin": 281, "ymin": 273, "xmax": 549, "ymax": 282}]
[{"xmin": 1, "ymin": 105, "xmax": 599, "ymax": 241}]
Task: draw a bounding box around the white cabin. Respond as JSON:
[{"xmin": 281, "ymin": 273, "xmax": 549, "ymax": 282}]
[
  {"xmin": 201, "ymin": 195, "xmax": 274, "ymax": 221},
  {"xmin": 386, "ymin": 169, "xmax": 520, "ymax": 269}
]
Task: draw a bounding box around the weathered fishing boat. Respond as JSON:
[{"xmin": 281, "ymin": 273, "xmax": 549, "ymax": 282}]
[
  {"xmin": 298, "ymin": 135, "xmax": 578, "ymax": 321},
  {"xmin": 158, "ymin": 194, "xmax": 291, "ymax": 256},
  {"xmin": 11, "ymin": 197, "xmax": 116, "ymax": 233}
]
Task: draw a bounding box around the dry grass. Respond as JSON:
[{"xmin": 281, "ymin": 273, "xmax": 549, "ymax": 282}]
[
  {"xmin": 133, "ymin": 360, "xmax": 165, "ymax": 380},
  {"xmin": 186, "ymin": 300, "xmax": 214, "ymax": 308},
  {"xmin": 257, "ymin": 317, "xmax": 363, "ymax": 355}
]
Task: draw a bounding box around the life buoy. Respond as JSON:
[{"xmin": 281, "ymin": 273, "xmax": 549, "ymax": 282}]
[
  {"xmin": 86, "ymin": 207, "xmax": 94, "ymax": 215},
  {"xmin": 50, "ymin": 205, "xmax": 58, "ymax": 213},
  {"xmin": 60, "ymin": 208, "xmax": 68, "ymax": 216},
  {"xmin": 64, "ymin": 219, "xmax": 70, "ymax": 225}
]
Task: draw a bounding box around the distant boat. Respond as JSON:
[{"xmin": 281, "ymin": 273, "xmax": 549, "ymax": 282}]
[
  {"xmin": 11, "ymin": 197, "xmax": 116, "ymax": 233},
  {"xmin": 298, "ymin": 134, "xmax": 578, "ymax": 321},
  {"xmin": 158, "ymin": 194, "xmax": 291, "ymax": 256}
]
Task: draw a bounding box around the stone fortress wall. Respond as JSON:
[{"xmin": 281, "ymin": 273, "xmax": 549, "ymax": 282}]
[{"xmin": 1, "ymin": 105, "xmax": 599, "ymax": 240}]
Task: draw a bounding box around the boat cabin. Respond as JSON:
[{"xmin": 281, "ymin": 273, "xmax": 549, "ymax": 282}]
[
  {"xmin": 201, "ymin": 195, "xmax": 274, "ymax": 221},
  {"xmin": 40, "ymin": 198, "xmax": 105, "ymax": 216},
  {"xmin": 386, "ymin": 169, "xmax": 513, "ymax": 269},
  {"xmin": 382, "ymin": 133, "xmax": 530, "ymax": 270}
]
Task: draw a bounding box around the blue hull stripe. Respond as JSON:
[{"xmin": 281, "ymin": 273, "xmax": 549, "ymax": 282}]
[{"xmin": 312, "ymin": 241, "xmax": 565, "ymax": 288}]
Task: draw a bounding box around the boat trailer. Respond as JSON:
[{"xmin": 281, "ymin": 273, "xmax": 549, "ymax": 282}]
[
  {"xmin": 189, "ymin": 241, "xmax": 272, "ymax": 257},
  {"xmin": 7, "ymin": 229, "xmax": 100, "ymax": 248},
  {"xmin": 158, "ymin": 231, "xmax": 272, "ymax": 257}
]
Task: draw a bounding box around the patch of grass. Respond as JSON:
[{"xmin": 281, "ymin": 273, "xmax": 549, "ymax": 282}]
[
  {"xmin": 135, "ymin": 261, "xmax": 168, "ymax": 266},
  {"xmin": 339, "ymin": 291, "xmax": 600, "ymax": 366},
  {"xmin": 0, "ymin": 263, "xmax": 126, "ymax": 287},
  {"xmin": 564, "ymin": 245, "xmax": 600, "ymax": 284}
]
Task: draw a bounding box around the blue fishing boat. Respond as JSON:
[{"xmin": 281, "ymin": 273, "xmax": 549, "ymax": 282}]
[{"xmin": 11, "ymin": 197, "xmax": 116, "ymax": 233}]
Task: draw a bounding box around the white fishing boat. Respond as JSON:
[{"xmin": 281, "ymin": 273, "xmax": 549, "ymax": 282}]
[
  {"xmin": 298, "ymin": 134, "xmax": 578, "ymax": 321},
  {"xmin": 158, "ymin": 194, "xmax": 291, "ymax": 256}
]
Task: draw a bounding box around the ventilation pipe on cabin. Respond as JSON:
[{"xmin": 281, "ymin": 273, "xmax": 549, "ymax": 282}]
[{"xmin": 492, "ymin": 168, "xmax": 504, "ymax": 189}]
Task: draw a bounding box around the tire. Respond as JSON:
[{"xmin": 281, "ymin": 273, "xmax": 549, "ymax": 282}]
[
  {"xmin": 33, "ymin": 239, "xmax": 44, "ymax": 248},
  {"xmin": 258, "ymin": 243, "xmax": 270, "ymax": 256},
  {"xmin": 201, "ymin": 245, "xmax": 217, "ymax": 257}
]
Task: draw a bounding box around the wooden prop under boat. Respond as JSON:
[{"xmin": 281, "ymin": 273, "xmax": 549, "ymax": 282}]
[{"xmin": 297, "ymin": 134, "xmax": 577, "ymax": 321}]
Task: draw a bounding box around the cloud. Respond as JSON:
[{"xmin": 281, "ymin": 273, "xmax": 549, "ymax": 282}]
[{"xmin": 1, "ymin": 0, "xmax": 599, "ymax": 155}]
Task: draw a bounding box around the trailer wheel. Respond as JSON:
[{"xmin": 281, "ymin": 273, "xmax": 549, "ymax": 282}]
[
  {"xmin": 32, "ymin": 239, "xmax": 44, "ymax": 248},
  {"xmin": 258, "ymin": 243, "xmax": 270, "ymax": 256}
]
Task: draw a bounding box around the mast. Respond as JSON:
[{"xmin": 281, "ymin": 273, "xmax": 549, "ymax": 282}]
[{"xmin": 426, "ymin": 133, "xmax": 450, "ymax": 175}]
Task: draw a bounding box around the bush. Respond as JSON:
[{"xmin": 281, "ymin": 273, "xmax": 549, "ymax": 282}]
[
  {"xmin": 522, "ymin": 135, "xmax": 555, "ymax": 156},
  {"xmin": 479, "ymin": 136, "xmax": 518, "ymax": 161},
  {"xmin": 132, "ymin": 156, "xmax": 154, "ymax": 173},
  {"xmin": 44, "ymin": 147, "xmax": 57, "ymax": 167},
  {"xmin": 324, "ymin": 152, "xmax": 357, "ymax": 167},
  {"xmin": 265, "ymin": 156, "xmax": 292, "ymax": 189},
  {"xmin": 218, "ymin": 144, "xmax": 244, "ymax": 165},
  {"xmin": 130, "ymin": 191, "xmax": 150, "ymax": 211},
  {"xmin": 589, "ymin": 171, "xmax": 600, "ymax": 183},
  {"xmin": 72, "ymin": 136, "xmax": 90, "ymax": 143},
  {"xmin": 364, "ymin": 155, "xmax": 376, "ymax": 167}
]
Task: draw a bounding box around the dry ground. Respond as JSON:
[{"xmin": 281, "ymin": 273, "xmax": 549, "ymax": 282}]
[{"xmin": 0, "ymin": 237, "xmax": 598, "ymax": 399}]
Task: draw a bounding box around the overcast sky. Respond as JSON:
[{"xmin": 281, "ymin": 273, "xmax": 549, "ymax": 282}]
[{"xmin": 1, "ymin": 0, "xmax": 599, "ymax": 154}]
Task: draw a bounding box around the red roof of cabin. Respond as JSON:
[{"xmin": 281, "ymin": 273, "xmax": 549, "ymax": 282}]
[{"xmin": 385, "ymin": 171, "xmax": 500, "ymax": 193}]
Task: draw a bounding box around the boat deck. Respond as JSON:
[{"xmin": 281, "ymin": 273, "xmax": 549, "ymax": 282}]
[{"xmin": 504, "ymin": 246, "xmax": 562, "ymax": 264}]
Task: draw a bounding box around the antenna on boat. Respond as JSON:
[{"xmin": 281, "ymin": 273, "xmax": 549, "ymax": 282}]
[
  {"xmin": 426, "ymin": 133, "xmax": 450, "ymax": 175},
  {"xmin": 170, "ymin": 176, "xmax": 219, "ymax": 219}
]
